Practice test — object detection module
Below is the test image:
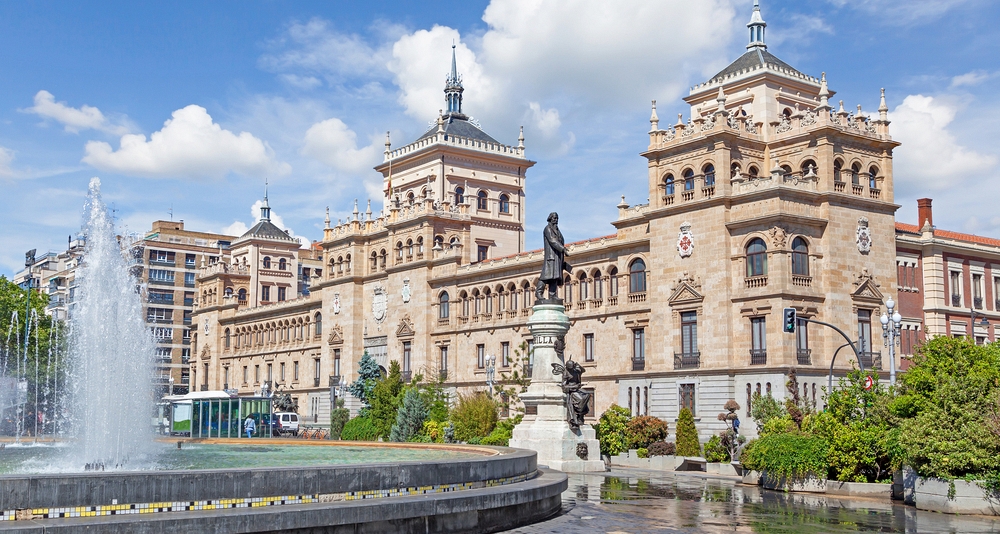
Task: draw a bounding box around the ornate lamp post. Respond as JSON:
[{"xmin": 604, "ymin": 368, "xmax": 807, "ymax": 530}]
[
  {"xmin": 485, "ymin": 354, "xmax": 497, "ymax": 394},
  {"xmin": 880, "ymin": 298, "xmax": 902, "ymax": 386}
]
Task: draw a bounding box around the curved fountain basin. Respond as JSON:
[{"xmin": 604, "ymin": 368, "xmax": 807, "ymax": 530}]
[{"xmin": 0, "ymin": 441, "xmax": 566, "ymax": 533}]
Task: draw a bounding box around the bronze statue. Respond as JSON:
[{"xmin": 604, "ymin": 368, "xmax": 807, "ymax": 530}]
[
  {"xmin": 535, "ymin": 212, "xmax": 572, "ymax": 301},
  {"xmin": 552, "ymin": 359, "xmax": 591, "ymax": 429}
]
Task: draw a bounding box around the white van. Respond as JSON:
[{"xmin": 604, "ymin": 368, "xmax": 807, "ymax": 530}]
[{"xmin": 274, "ymin": 412, "xmax": 299, "ymax": 436}]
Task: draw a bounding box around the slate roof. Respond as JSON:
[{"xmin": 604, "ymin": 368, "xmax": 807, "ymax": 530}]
[
  {"xmin": 709, "ymin": 48, "xmax": 806, "ymax": 83},
  {"xmin": 238, "ymin": 219, "xmax": 298, "ymax": 243},
  {"xmin": 416, "ymin": 116, "xmax": 500, "ymax": 145}
]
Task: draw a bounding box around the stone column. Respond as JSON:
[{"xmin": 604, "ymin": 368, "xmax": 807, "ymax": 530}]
[{"xmin": 509, "ymin": 302, "xmax": 605, "ymax": 472}]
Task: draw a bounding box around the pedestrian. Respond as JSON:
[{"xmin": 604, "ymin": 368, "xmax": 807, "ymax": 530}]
[
  {"xmin": 244, "ymin": 415, "xmax": 256, "ymax": 439},
  {"xmin": 732, "ymin": 415, "xmax": 740, "ymax": 435}
]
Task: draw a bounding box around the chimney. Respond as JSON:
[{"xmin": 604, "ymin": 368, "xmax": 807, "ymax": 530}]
[{"xmin": 917, "ymin": 198, "xmax": 933, "ymax": 228}]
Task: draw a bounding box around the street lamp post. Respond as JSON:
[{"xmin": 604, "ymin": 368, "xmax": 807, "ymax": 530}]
[
  {"xmin": 880, "ymin": 298, "xmax": 903, "ymax": 386},
  {"xmin": 970, "ymin": 306, "xmax": 990, "ymax": 344},
  {"xmin": 485, "ymin": 354, "xmax": 497, "ymax": 394}
]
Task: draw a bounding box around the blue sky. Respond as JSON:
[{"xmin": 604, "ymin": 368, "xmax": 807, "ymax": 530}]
[{"xmin": 1, "ymin": 0, "xmax": 999, "ymax": 276}]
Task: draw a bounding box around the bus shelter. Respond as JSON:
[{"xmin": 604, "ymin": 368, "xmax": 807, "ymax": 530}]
[{"xmin": 163, "ymin": 391, "xmax": 273, "ymax": 438}]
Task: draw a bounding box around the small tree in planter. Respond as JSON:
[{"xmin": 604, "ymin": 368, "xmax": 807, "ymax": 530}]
[
  {"xmin": 717, "ymin": 399, "xmax": 747, "ymax": 461},
  {"xmin": 750, "ymin": 392, "xmax": 786, "ymax": 433},
  {"xmin": 675, "ymin": 407, "xmax": 701, "ymax": 457},
  {"xmin": 595, "ymin": 404, "xmax": 631, "ymax": 457},
  {"xmin": 626, "ymin": 415, "xmax": 669, "ymax": 450}
]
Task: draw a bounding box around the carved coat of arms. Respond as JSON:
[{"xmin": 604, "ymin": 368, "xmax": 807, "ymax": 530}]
[
  {"xmin": 856, "ymin": 217, "xmax": 872, "ymax": 254},
  {"xmin": 372, "ymin": 286, "xmax": 387, "ymax": 323},
  {"xmin": 332, "ymin": 293, "xmax": 341, "ymax": 315},
  {"xmin": 677, "ymin": 222, "xmax": 694, "ymax": 258},
  {"xmin": 401, "ymin": 278, "xmax": 411, "ymax": 303}
]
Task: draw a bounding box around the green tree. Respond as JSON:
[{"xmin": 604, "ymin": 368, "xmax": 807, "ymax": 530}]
[
  {"xmin": 390, "ymin": 388, "xmax": 428, "ymax": 442},
  {"xmin": 891, "ymin": 336, "xmax": 1000, "ymax": 481},
  {"xmin": 595, "ymin": 404, "xmax": 631, "ymax": 456},
  {"xmin": 750, "ymin": 392, "xmax": 786, "ymax": 433},
  {"xmin": 451, "ymin": 391, "xmax": 498, "ymax": 442},
  {"xmin": 369, "ymin": 360, "xmax": 405, "ymax": 438},
  {"xmin": 347, "ymin": 351, "xmax": 381, "ymax": 411},
  {"xmin": 329, "ymin": 398, "xmax": 350, "ymax": 440},
  {"xmin": 675, "ymin": 407, "xmax": 701, "ymax": 457}
]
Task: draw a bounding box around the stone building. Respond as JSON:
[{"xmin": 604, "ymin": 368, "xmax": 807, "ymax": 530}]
[{"xmin": 192, "ymin": 3, "xmax": 906, "ymax": 439}]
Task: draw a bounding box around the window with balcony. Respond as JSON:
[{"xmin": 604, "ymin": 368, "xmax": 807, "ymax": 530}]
[
  {"xmin": 454, "ymin": 187, "xmax": 465, "ymax": 205},
  {"xmin": 833, "ymin": 160, "xmax": 843, "ymax": 182},
  {"xmin": 147, "ymin": 307, "xmax": 173, "ymax": 323},
  {"xmin": 609, "ymin": 267, "xmax": 619, "ymax": 297},
  {"xmin": 148, "ymin": 269, "xmax": 174, "ymax": 284},
  {"xmin": 584, "ymin": 333, "xmax": 594, "ymax": 362},
  {"xmin": 683, "ymin": 169, "xmax": 695, "ymax": 191},
  {"xmin": 750, "ymin": 317, "xmax": 766, "ymax": 365},
  {"xmin": 746, "ymin": 238, "xmax": 767, "ymax": 277},
  {"xmin": 579, "ymin": 272, "xmax": 589, "ymax": 301},
  {"xmin": 664, "ymin": 174, "xmax": 675, "ymax": 196},
  {"xmin": 629, "ymin": 259, "xmax": 646, "ymax": 293},
  {"xmin": 677, "ymin": 311, "xmax": 699, "ymax": 369},
  {"xmin": 277, "ymin": 287, "xmax": 286, "ymax": 301},
  {"xmin": 150, "ymin": 250, "xmax": 175, "ymax": 265},
  {"xmin": 703, "ymin": 164, "xmax": 715, "ymax": 187},
  {"xmin": 263, "ymin": 257, "xmax": 271, "ymax": 269},
  {"xmin": 796, "ymin": 319, "xmax": 810, "ymax": 364},
  {"xmin": 851, "ymin": 163, "xmax": 861, "ymax": 186},
  {"xmin": 149, "ymin": 290, "xmax": 173, "ymax": 304},
  {"xmin": 868, "ymin": 166, "xmax": 879, "ymax": 189},
  {"xmin": 791, "ymin": 237, "xmax": 809, "ymax": 276},
  {"xmin": 438, "ymin": 292, "xmax": 450, "ymax": 319},
  {"xmin": 185, "ymin": 254, "xmax": 196, "ymax": 268}
]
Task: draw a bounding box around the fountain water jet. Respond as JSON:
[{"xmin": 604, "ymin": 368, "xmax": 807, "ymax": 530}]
[{"xmin": 68, "ymin": 177, "xmax": 155, "ymax": 467}]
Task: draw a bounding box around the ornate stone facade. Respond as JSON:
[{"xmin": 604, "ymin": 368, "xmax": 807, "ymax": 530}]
[{"xmin": 191, "ymin": 4, "xmax": 903, "ymax": 440}]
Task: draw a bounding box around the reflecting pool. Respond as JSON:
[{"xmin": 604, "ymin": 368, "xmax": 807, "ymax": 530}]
[{"xmin": 0, "ymin": 441, "xmax": 487, "ymax": 474}]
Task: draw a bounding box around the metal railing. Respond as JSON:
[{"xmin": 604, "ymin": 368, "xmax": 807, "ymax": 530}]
[
  {"xmin": 439, "ymin": 369, "xmax": 448, "ymax": 381},
  {"xmin": 974, "ymin": 297, "xmax": 983, "ymax": 310},
  {"xmin": 673, "ymin": 352, "xmax": 700, "ymax": 369},
  {"xmin": 750, "ymin": 349, "xmax": 767, "ymax": 365},
  {"xmin": 796, "ymin": 348, "xmax": 812, "ymax": 365},
  {"xmin": 952, "ymin": 294, "xmax": 961, "ymax": 307},
  {"xmin": 859, "ymin": 351, "xmax": 882, "ymax": 370},
  {"xmin": 632, "ymin": 358, "xmax": 645, "ymax": 371}
]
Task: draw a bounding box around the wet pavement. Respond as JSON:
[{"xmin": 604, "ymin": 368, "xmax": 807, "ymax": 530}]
[{"xmin": 505, "ymin": 468, "xmax": 1000, "ymax": 534}]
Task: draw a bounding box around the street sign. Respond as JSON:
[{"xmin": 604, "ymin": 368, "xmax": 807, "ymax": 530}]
[{"xmin": 863, "ymin": 375, "xmax": 874, "ymax": 391}]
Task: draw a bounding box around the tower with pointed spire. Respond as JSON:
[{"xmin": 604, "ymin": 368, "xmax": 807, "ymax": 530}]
[
  {"xmin": 747, "ymin": 0, "xmax": 766, "ymax": 49},
  {"xmin": 444, "ymin": 45, "xmax": 465, "ymax": 119}
]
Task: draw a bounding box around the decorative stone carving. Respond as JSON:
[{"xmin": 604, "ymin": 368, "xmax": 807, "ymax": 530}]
[
  {"xmin": 396, "ymin": 315, "xmax": 415, "ymax": 338},
  {"xmin": 745, "ymin": 117, "xmax": 759, "ymax": 134},
  {"xmin": 776, "ymin": 115, "xmax": 793, "ymax": 133},
  {"xmin": 332, "ymin": 293, "xmax": 341, "ymax": 315},
  {"xmin": 852, "ymin": 268, "xmax": 884, "ymax": 303},
  {"xmin": 327, "ymin": 324, "xmax": 344, "ymax": 345},
  {"xmin": 677, "ymin": 222, "xmax": 694, "ymax": 258},
  {"xmin": 200, "ymin": 345, "xmax": 211, "ymax": 360},
  {"xmin": 668, "ymin": 272, "xmax": 704, "ymax": 307},
  {"xmin": 700, "ymin": 116, "xmax": 716, "ymax": 131},
  {"xmin": 769, "ymin": 226, "xmax": 788, "ymax": 248},
  {"xmin": 372, "ymin": 285, "xmax": 387, "ymax": 323},
  {"xmin": 401, "ymin": 278, "xmax": 411, "ymax": 303},
  {"xmin": 801, "ymin": 109, "xmax": 817, "ymax": 126},
  {"xmin": 856, "ymin": 217, "xmax": 872, "ymax": 253},
  {"xmin": 576, "ymin": 442, "xmax": 589, "ymax": 460}
]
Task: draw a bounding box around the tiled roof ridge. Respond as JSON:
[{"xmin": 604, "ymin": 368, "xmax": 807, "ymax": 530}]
[
  {"xmin": 896, "ymin": 222, "xmax": 1000, "ymax": 248},
  {"xmin": 483, "ymin": 234, "xmax": 619, "ymax": 264}
]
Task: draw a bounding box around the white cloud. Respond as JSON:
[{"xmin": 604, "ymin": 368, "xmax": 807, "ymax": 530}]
[
  {"xmin": 25, "ymin": 90, "xmax": 132, "ymax": 135},
  {"xmin": 826, "ymin": 0, "xmax": 972, "ymax": 24},
  {"xmin": 951, "ymin": 70, "xmax": 996, "ymax": 88},
  {"xmin": 890, "ymin": 94, "xmax": 997, "ymax": 192},
  {"xmin": 82, "ymin": 105, "xmax": 290, "ymax": 179},
  {"xmin": 260, "ymin": 18, "xmax": 392, "ymax": 83},
  {"xmin": 528, "ymin": 103, "xmax": 561, "ymax": 137},
  {"xmin": 0, "ymin": 147, "xmax": 15, "ymax": 178},
  {"xmin": 301, "ymin": 118, "xmax": 379, "ymax": 173}
]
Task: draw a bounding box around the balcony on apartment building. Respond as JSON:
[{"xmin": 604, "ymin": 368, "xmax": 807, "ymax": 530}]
[{"xmin": 673, "ymin": 352, "xmax": 700, "ymax": 370}]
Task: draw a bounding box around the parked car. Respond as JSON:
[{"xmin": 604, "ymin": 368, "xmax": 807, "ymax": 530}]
[{"xmin": 274, "ymin": 412, "xmax": 299, "ymax": 436}]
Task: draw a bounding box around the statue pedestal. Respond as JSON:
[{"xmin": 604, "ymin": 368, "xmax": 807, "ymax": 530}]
[{"xmin": 509, "ymin": 302, "xmax": 605, "ymax": 473}]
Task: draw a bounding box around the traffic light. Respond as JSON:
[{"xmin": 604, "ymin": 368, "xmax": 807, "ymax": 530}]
[{"xmin": 783, "ymin": 307, "xmax": 796, "ymax": 333}]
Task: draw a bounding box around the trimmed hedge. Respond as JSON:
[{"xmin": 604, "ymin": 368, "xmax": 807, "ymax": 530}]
[
  {"xmin": 740, "ymin": 433, "xmax": 829, "ymax": 479},
  {"xmin": 341, "ymin": 416, "xmax": 380, "ymax": 441}
]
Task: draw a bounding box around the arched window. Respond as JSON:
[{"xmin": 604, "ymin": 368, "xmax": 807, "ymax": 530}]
[
  {"xmin": 434, "ymin": 235, "xmax": 444, "ymax": 249},
  {"xmin": 563, "ymin": 275, "xmax": 572, "ymax": 303},
  {"xmin": 224, "ymin": 287, "xmax": 233, "ymax": 298},
  {"xmin": 406, "ymin": 239, "xmax": 413, "ymax": 257},
  {"xmin": 746, "ymin": 238, "xmax": 767, "ymax": 277},
  {"xmin": 629, "ymin": 258, "xmax": 647, "ymax": 293},
  {"xmin": 454, "ymin": 187, "xmax": 465, "ymax": 205},
  {"xmin": 593, "ymin": 270, "xmax": 603, "ymax": 299},
  {"xmin": 473, "ymin": 290, "xmax": 482, "ymax": 315},
  {"xmin": 499, "ymin": 194, "xmax": 510, "ymax": 213},
  {"xmin": 868, "ymin": 166, "xmax": 879, "ymax": 189},
  {"xmin": 396, "ymin": 242, "xmax": 404, "ymax": 260},
  {"xmin": 781, "ymin": 165, "xmax": 792, "ymax": 179},
  {"xmin": 477, "ymin": 190, "xmax": 488, "ymax": 210},
  {"xmin": 237, "ymin": 288, "xmax": 247, "ymax": 302},
  {"xmin": 664, "ymin": 174, "xmax": 675, "ymax": 195},
  {"xmin": 792, "ymin": 237, "xmax": 809, "ymax": 276},
  {"xmin": 485, "ymin": 288, "xmax": 493, "ymax": 313},
  {"xmin": 224, "ymin": 328, "xmax": 231, "ymax": 349},
  {"xmin": 851, "ymin": 163, "xmax": 861, "ymax": 185},
  {"xmin": 460, "ymin": 291, "xmax": 470, "ymax": 316},
  {"xmin": 608, "ymin": 267, "xmax": 619, "ymax": 297},
  {"xmin": 407, "ymin": 192, "xmax": 415, "ymax": 206},
  {"xmin": 278, "ymin": 258, "xmax": 286, "ymax": 271},
  {"xmin": 833, "ymin": 160, "xmax": 843, "ymax": 182},
  {"xmin": 579, "ymin": 271, "xmax": 589, "ymax": 301},
  {"xmin": 683, "ymin": 169, "xmax": 695, "ymax": 191},
  {"xmin": 703, "ymin": 164, "xmax": 715, "ymax": 187},
  {"xmin": 439, "ymin": 292, "xmax": 450, "ymax": 319},
  {"xmin": 731, "ymin": 163, "xmax": 741, "ymax": 179},
  {"xmin": 416, "ymin": 237, "xmax": 424, "ymax": 255},
  {"xmin": 449, "ymin": 237, "xmax": 460, "ymax": 249},
  {"xmin": 370, "ymin": 251, "xmax": 378, "ymax": 272},
  {"xmin": 748, "ymin": 166, "xmax": 759, "ymax": 179},
  {"xmin": 801, "ymin": 159, "xmax": 817, "ymax": 177},
  {"xmin": 314, "ymin": 312, "xmax": 322, "ymax": 336},
  {"xmin": 263, "ymin": 257, "xmax": 271, "ymax": 269}
]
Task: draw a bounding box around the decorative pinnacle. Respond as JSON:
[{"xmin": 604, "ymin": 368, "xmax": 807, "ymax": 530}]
[
  {"xmin": 352, "ymin": 199, "xmax": 359, "ymax": 221},
  {"xmin": 676, "ymin": 113, "xmax": 684, "ymax": 127},
  {"xmin": 838, "ymin": 100, "xmax": 847, "ymax": 114},
  {"xmin": 649, "ymin": 100, "xmax": 659, "ymax": 132},
  {"xmin": 437, "ymin": 110, "xmax": 445, "ymax": 132},
  {"xmin": 383, "ymin": 131, "xmax": 391, "ymax": 156},
  {"xmin": 879, "ymin": 88, "xmax": 888, "ymax": 112},
  {"xmin": 715, "ymin": 87, "xmax": 726, "ymax": 114},
  {"xmin": 518, "ymin": 126, "xmax": 524, "ymax": 149},
  {"xmin": 324, "ymin": 207, "xmax": 330, "ymax": 229},
  {"xmin": 817, "ymin": 72, "xmax": 831, "ymax": 110},
  {"xmin": 365, "ymin": 199, "xmax": 372, "ymax": 220}
]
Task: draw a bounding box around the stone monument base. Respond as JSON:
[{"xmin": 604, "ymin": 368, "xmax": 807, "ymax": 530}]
[{"xmin": 510, "ymin": 419, "xmax": 605, "ymax": 473}]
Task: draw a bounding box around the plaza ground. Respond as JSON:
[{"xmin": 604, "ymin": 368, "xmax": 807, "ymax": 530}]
[{"xmin": 506, "ymin": 468, "xmax": 1000, "ymax": 534}]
